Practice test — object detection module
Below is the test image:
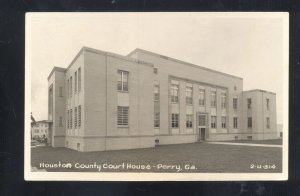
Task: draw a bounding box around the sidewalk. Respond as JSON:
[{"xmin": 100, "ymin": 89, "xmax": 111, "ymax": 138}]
[{"xmin": 207, "ymin": 141, "xmax": 282, "ymax": 148}]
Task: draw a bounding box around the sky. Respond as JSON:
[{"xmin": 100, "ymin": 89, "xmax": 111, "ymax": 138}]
[{"xmin": 27, "ymin": 13, "xmax": 288, "ymax": 124}]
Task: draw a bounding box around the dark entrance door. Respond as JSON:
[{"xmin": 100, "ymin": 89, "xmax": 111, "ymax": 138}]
[
  {"xmin": 197, "ymin": 114, "xmax": 206, "ymax": 141},
  {"xmin": 200, "ymin": 128, "xmax": 206, "ymax": 141}
]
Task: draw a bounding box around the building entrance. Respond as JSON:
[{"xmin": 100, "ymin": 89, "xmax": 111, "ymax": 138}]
[{"xmin": 197, "ymin": 114, "xmax": 207, "ymax": 141}]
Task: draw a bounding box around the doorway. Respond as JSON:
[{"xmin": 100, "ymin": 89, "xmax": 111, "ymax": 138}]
[
  {"xmin": 197, "ymin": 114, "xmax": 207, "ymax": 141},
  {"xmin": 200, "ymin": 128, "xmax": 206, "ymax": 141}
]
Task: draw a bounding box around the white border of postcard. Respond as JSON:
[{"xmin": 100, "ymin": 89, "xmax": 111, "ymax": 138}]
[{"xmin": 24, "ymin": 12, "xmax": 289, "ymax": 181}]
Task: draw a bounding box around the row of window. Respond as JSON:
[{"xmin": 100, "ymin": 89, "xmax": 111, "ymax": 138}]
[
  {"xmin": 118, "ymin": 107, "xmax": 270, "ymax": 130},
  {"xmin": 33, "ymin": 130, "xmax": 48, "ymax": 133},
  {"xmin": 67, "ymin": 67, "xmax": 81, "ymax": 98},
  {"xmin": 246, "ymin": 117, "xmax": 270, "ymax": 129},
  {"xmin": 170, "ymin": 114, "xmax": 238, "ymax": 129},
  {"xmin": 247, "ymin": 98, "xmax": 270, "ymax": 110},
  {"xmin": 35, "ymin": 124, "xmax": 48, "ymax": 127},
  {"xmin": 170, "ymin": 83, "xmax": 235, "ymax": 109},
  {"xmin": 67, "ymin": 106, "xmax": 82, "ymax": 129},
  {"xmin": 119, "ymin": 70, "xmax": 271, "ymax": 112}
]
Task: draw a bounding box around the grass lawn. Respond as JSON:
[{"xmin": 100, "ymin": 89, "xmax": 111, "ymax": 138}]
[
  {"xmin": 31, "ymin": 142, "xmax": 282, "ymax": 173},
  {"xmin": 218, "ymin": 139, "xmax": 282, "ymax": 145}
]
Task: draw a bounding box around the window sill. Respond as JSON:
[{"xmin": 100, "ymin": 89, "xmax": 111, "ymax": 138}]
[
  {"xmin": 117, "ymin": 90, "xmax": 129, "ymax": 93},
  {"xmin": 154, "ymin": 127, "xmax": 160, "ymax": 129},
  {"xmin": 118, "ymin": 126, "xmax": 129, "ymax": 128},
  {"xmin": 171, "ymin": 102, "xmax": 179, "ymax": 104}
]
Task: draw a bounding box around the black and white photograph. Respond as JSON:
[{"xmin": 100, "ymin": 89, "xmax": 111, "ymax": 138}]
[{"xmin": 24, "ymin": 12, "xmax": 289, "ymax": 181}]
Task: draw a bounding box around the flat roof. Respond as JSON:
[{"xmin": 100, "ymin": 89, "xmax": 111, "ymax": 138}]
[
  {"xmin": 128, "ymin": 48, "xmax": 243, "ymax": 80},
  {"xmin": 64, "ymin": 47, "xmax": 154, "ymax": 72},
  {"xmin": 47, "ymin": 67, "xmax": 66, "ymax": 80},
  {"xmin": 243, "ymin": 89, "xmax": 276, "ymax": 95}
]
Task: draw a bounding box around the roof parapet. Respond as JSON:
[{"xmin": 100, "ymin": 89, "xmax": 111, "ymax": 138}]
[
  {"xmin": 47, "ymin": 67, "xmax": 66, "ymax": 80},
  {"xmin": 243, "ymin": 89, "xmax": 276, "ymax": 95},
  {"xmin": 128, "ymin": 48, "xmax": 243, "ymax": 80}
]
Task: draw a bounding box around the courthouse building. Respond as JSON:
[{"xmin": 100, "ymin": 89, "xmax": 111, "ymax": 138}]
[{"xmin": 47, "ymin": 47, "xmax": 278, "ymax": 152}]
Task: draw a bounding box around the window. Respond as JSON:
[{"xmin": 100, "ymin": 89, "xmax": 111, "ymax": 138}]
[
  {"xmin": 74, "ymin": 107, "xmax": 77, "ymax": 128},
  {"xmin": 221, "ymin": 116, "xmax": 226, "ymax": 128},
  {"xmin": 186, "ymin": 114, "xmax": 193, "ymax": 128},
  {"xmin": 247, "ymin": 98, "xmax": 252, "ymax": 109},
  {"xmin": 171, "ymin": 84, "xmax": 179, "ymax": 103},
  {"xmin": 78, "ymin": 105, "xmax": 81, "ymax": 128},
  {"xmin": 221, "ymin": 92, "xmax": 226, "ymax": 109},
  {"xmin": 78, "ymin": 67, "xmax": 81, "ymax": 92},
  {"xmin": 77, "ymin": 143, "xmax": 80, "ymax": 151},
  {"xmin": 198, "ymin": 115, "xmax": 206, "ymax": 126},
  {"xmin": 266, "ymin": 99, "xmax": 270, "ymax": 110},
  {"xmin": 59, "ymin": 86, "xmax": 63, "ymax": 97},
  {"xmin": 171, "ymin": 113, "xmax": 179, "ymax": 128},
  {"xmin": 211, "ymin": 90, "xmax": 217, "ymax": 107},
  {"xmin": 199, "ymin": 88, "xmax": 205, "ymax": 106},
  {"xmin": 70, "ymin": 76, "xmax": 72, "ymax": 97},
  {"xmin": 67, "ymin": 110, "xmax": 69, "ymax": 129},
  {"xmin": 59, "ymin": 116, "xmax": 63, "ymax": 127},
  {"xmin": 117, "ymin": 106, "xmax": 129, "ymax": 126},
  {"xmin": 153, "ymin": 68, "xmax": 158, "ymax": 74},
  {"xmin": 117, "ymin": 70, "xmax": 129, "ymax": 91},
  {"xmin": 154, "ymin": 84, "xmax": 159, "ymax": 102},
  {"xmin": 74, "ymin": 71, "xmax": 77, "ymax": 93},
  {"xmin": 248, "ymin": 117, "xmax": 252, "ymax": 129},
  {"xmin": 233, "ymin": 117, "xmax": 238, "ymax": 129},
  {"xmin": 211, "ymin": 116, "xmax": 217, "ymax": 128},
  {"xmin": 67, "ymin": 79, "xmax": 69, "ymax": 98},
  {"xmin": 70, "ymin": 109, "xmax": 72, "ymax": 129},
  {"xmin": 186, "ymin": 85, "xmax": 193, "ymax": 105},
  {"xmin": 154, "ymin": 112, "xmax": 160, "ymax": 128},
  {"xmin": 233, "ymin": 98, "xmax": 238, "ymax": 110},
  {"xmin": 266, "ymin": 117, "xmax": 270, "ymax": 129}
]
